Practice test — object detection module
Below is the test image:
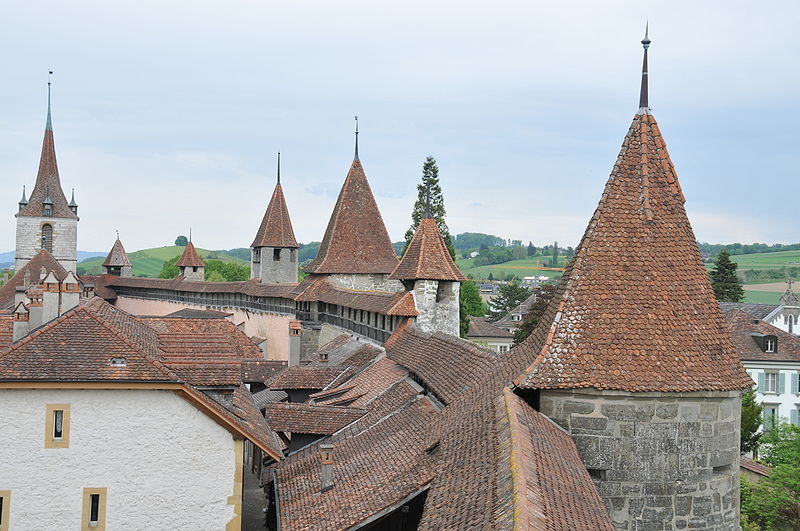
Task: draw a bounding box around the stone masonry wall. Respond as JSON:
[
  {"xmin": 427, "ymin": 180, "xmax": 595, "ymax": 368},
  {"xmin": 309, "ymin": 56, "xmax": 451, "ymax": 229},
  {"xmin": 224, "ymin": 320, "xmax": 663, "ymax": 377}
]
[
  {"xmin": 411, "ymin": 279, "xmax": 460, "ymax": 337},
  {"xmin": 15, "ymin": 216, "xmax": 78, "ymax": 272},
  {"xmin": 253, "ymin": 247, "xmax": 297, "ymax": 284},
  {"xmin": 328, "ymin": 273, "xmax": 405, "ymax": 293},
  {"xmin": 539, "ymin": 388, "xmax": 742, "ymax": 531}
]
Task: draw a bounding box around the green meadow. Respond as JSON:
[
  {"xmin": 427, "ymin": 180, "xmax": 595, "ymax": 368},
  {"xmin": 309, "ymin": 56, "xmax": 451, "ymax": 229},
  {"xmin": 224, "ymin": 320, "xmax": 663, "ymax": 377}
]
[{"xmin": 77, "ymin": 246, "xmax": 247, "ymax": 277}]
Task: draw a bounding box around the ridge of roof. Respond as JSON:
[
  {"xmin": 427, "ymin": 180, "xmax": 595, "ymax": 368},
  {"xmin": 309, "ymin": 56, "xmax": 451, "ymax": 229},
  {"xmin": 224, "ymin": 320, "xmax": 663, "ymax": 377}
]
[
  {"xmin": 304, "ymin": 159, "xmax": 399, "ymax": 274},
  {"xmin": 175, "ymin": 242, "xmax": 205, "ymax": 268},
  {"xmin": 515, "ymin": 111, "xmax": 751, "ymax": 393},
  {"xmin": 17, "ymin": 101, "xmax": 77, "ymax": 219},
  {"xmin": 251, "ymin": 182, "xmax": 298, "ymax": 249},
  {"xmin": 390, "ymin": 218, "xmax": 466, "ymax": 282},
  {"xmin": 102, "ymin": 238, "xmax": 132, "ymax": 267}
]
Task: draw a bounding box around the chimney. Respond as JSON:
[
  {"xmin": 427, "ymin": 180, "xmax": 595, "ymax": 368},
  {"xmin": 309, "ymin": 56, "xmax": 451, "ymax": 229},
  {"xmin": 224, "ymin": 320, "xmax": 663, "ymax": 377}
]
[
  {"xmin": 41, "ymin": 271, "xmax": 61, "ymax": 324},
  {"xmin": 12, "ymin": 302, "xmax": 29, "ymax": 342},
  {"xmin": 39, "ymin": 266, "xmax": 47, "ymax": 283},
  {"xmin": 27, "ymin": 289, "xmax": 43, "ymax": 330},
  {"xmin": 320, "ymin": 443, "xmax": 334, "ymax": 492},
  {"xmin": 60, "ymin": 272, "xmax": 80, "ymax": 315},
  {"xmin": 288, "ymin": 320, "xmax": 302, "ymax": 367}
]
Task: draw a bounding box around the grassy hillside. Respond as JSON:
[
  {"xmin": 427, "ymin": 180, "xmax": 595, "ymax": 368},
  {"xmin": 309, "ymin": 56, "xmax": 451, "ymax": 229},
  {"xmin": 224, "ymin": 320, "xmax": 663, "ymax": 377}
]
[
  {"xmin": 704, "ymin": 249, "xmax": 800, "ymax": 271},
  {"xmin": 77, "ymin": 246, "xmax": 248, "ymax": 277},
  {"xmin": 455, "ymin": 257, "xmax": 567, "ymax": 282}
]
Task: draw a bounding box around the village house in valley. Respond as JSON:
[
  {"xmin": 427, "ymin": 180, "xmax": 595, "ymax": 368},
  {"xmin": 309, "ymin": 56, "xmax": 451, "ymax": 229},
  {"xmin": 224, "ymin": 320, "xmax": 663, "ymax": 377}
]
[{"xmin": 0, "ymin": 33, "xmax": 755, "ymax": 530}]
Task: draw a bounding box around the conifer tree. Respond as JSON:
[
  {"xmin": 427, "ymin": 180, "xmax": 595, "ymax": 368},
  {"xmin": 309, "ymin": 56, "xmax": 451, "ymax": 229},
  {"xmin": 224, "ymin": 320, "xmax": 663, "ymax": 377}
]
[
  {"xmin": 459, "ymin": 280, "xmax": 487, "ymax": 337},
  {"xmin": 487, "ymin": 282, "xmax": 532, "ymax": 322},
  {"xmin": 403, "ymin": 156, "xmax": 456, "ymax": 258},
  {"xmin": 710, "ymin": 250, "xmax": 745, "ymax": 302}
]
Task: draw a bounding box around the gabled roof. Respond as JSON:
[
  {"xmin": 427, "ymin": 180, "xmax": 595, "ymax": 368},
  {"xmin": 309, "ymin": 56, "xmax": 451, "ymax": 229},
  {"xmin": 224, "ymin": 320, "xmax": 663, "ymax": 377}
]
[
  {"xmin": 270, "ymin": 366, "xmax": 348, "ymax": 391},
  {"xmin": 390, "ymin": 218, "xmax": 465, "ymax": 281},
  {"xmin": 719, "ymin": 302, "xmax": 780, "ymax": 321},
  {"xmin": 251, "ymin": 183, "xmax": 298, "ymax": 248},
  {"xmin": 265, "ymin": 402, "xmax": 368, "ymax": 435},
  {"xmin": 467, "ymin": 316, "xmax": 513, "ymax": 339},
  {"xmin": 102, "ymin": 238, "xmax": 132, "ymax": 267},
  {"xmin": 514, "ymin": 108, "xmax": 752, "ymax": 392},
  {"xmin": 0, "ymin": 249, "xmax": 69, "ymax": 309},
  {"xmin": 175, "ymin": 242, "xmax": 205, "ymax": 268},
  {"xmin": 292, "ymin": 275, "xmax": 418, "ymax": 316},
  {"xmin": 17, "ymin": 100, "xmax": 77, "ymax": 219},
  {"xmin": 304, "ymin": 159, "xmax": 399, "ymax": 274},
  {"xmin": 724, "ymin": 309, "xmax": 800, "ymax": 362}
]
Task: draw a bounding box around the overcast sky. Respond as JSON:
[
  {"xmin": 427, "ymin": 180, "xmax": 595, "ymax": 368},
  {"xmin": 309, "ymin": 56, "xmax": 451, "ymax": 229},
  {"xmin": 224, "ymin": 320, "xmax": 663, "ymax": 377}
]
[{"xmin": 1, "ymin": 1, "xmax": 798, "ymax": 253}]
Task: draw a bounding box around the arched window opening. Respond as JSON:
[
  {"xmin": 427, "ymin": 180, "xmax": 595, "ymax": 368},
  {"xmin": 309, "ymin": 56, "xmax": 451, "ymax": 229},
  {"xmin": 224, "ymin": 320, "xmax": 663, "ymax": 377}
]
[{"xmin": 41, "ymin": 224, "xmax": 53, "ymax": 252}]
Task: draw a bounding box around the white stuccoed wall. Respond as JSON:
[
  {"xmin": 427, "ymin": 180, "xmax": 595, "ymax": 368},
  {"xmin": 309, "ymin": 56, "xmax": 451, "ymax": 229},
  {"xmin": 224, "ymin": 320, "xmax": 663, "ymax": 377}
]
[{"xmin": 0, "ymin": 388, "xmax": 237, "ymax": 530}]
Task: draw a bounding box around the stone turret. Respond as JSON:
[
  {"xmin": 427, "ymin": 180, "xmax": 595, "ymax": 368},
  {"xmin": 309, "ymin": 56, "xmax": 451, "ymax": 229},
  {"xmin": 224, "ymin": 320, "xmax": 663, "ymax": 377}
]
[
  {"xmin": 15, "ymin": 83, "xmax": 78, "ymax": 273},
  {"xmin": 176, "ymin": 242, "xmax": 205, "ymax": 282},
  {"xmin": 514, "ymin": 31, "xmax": 752, "ymax": 530},
  {"xmin": 102, "ymin": 238, "xmax": 133, "ymax": 277},
  {"xmin": 251, "ymin": 153, "xmax": 299, "ymax": 284},
  {"xmin": 390, "ymin": 218, "xmax": 466, "ymax": 336}
]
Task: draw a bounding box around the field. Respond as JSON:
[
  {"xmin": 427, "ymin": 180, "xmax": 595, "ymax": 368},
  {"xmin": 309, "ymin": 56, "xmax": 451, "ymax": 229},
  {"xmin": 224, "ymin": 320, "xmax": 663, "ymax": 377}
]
[
  {"xmin": 455, "ymin": 257, "xmax": 566, "ymax": 282},
  {"xmin": 77, "ymin": 246, "xmax": 247, "ymax": 277},
  {"xmin": 742, "ymin": 290, "xmax": 782, "ymax": 304},
  {"xmin": 704, "ymin": 250, "xmax": 800, "ymax": 271}
]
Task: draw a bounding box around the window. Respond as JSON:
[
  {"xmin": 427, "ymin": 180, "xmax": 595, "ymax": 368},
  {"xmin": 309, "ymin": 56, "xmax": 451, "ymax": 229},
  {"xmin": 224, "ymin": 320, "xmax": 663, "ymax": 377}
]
[
  {"xmin": 498, "ymin": 345, "xmax": 509, "ymax": 353},
  {"xmin": 765, "ymin": 372, "xmax": 778, "ymax": 394},
  {"xmin": 0, "ymin": 491, "xmax": 9, "ymax": 531},
  {"xmin": 41, "ymin": 224, "xmax": 53, "ymax": 252},
  {"xmin": 765, "ymin": 338, "xmax": 776, "ymax": 353},
  {"xmin": 45, "ymin": 404, "xmax": 70, "ymax": 448},
  {"xmin": 764, "ymin": 405, "xmax": 779, "ymax": 431},
  {"xmin": 793, "ymin": 372, "xmax": 800, "ymax": 394},
  {"xmin": 252, "ymin": 249, "xmax": 261, "ymax": 263},
  {"xmin": 792, "ymin": 408, "xmax": 799, "ymax": 426},
  {"xmin": 436, "ymin": 282, "xmax": 447, "ymax": 303},
  {"xmin": 81, "ymin": 488, "xmax": 107, "ymax": 530},
  {"xmin": 273, "ymin": 248, "xmax": 281, "ymax": 261},
  {"xmin": 511, "ymin": 314, "xmax": 522, "ymax": 322},
  {"xmin": 43, "ymin": 204, "xmax": 52, "ymax": 217}
]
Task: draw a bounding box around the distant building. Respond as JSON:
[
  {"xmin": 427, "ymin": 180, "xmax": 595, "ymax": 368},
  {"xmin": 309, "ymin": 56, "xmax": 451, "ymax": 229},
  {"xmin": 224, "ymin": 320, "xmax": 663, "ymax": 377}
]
[{"xmin": 466, "ymin": 316, "xmax": 514, "ymax": 352}]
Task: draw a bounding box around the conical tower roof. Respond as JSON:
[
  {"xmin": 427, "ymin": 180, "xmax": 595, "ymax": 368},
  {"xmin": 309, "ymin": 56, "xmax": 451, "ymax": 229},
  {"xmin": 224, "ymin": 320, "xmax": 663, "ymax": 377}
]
[
  {"xmin": 17, "ymin": 87, "xmax": 76, "ymax": 219},
  {"xmin": 390, "ymin": 218, "xmax": 465, "ymax": 281},
  {"xmin": 176, "ymin": 242, "xmax": 205, "ymax": 268},
  {"xmin": 515, "ymin": 37, "xmax": 751, "ymax": 393},
  {"xmin": 102, "ymin": 238, "xmax": 132, "ymax": 268},
  {"xmin": 305, "ymin": 159, "xmax": 399, "ymax": 274},
  {"xmin": 251, "ymin": 183, "xmax": 298, "ymax": 248}
]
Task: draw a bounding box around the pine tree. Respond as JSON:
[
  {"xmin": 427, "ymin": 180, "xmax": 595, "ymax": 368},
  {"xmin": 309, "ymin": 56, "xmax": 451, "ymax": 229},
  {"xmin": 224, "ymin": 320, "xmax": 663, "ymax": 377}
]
[
  {"xmin": 551, "ymin": 241, "xmax": 559, "ymax": 266},
  {"xmin": 487, "ymin": 282, "xmax": 532, "ymax": 322},
  {"xmin": 459, "ymin": 280, "xmax": 487, "ymax": 337},
  {"xmin": 403, "ymin": 156, "xmax": 456, "ymax": 258},
  {"xmin": 710, "ymin": 250, "xmax": 745, "ymax": 302},
  {"xmin": 740, "ymin": 389, "xmax": 763, "ymax": 456},
  {"xmin": 527, "ymin": 242, "xmax": 536, "ymax": 257}
]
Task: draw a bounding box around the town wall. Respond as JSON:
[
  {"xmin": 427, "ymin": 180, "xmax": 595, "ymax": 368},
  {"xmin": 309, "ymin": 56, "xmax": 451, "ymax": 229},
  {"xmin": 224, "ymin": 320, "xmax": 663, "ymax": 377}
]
[
  {"xmin": 114, "ymin": 296, "xmax": 290, "ymax": 360},
  {"xmin": 328, "ymin": 273, "xmax": 405, "ymax": 293},
  {"xmin": 15, "ymin": 216, "xmax": 77, "ymax": 272},
  {"xmin": 0, "ymin": 389, "xmax": 237, "ymax": 530},
  {"xmin": 539, "ymin": 388, "xmax": 742, "ymax": 530}
]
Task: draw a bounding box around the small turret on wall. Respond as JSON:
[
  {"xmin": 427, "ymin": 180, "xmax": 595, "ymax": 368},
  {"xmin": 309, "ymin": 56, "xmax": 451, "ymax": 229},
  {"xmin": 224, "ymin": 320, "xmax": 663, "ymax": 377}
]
[
  {"xmin": 101, "ymin": 236, "xmax": 133, "ymax": 277},
  {"xmin": 176, "ymin": 241, "xmax": 205, "ymax": 282}
]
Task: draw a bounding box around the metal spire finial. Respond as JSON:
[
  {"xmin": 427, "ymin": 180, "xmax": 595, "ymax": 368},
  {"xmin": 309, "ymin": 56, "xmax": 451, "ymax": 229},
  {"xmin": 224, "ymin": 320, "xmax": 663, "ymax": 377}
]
[
  {"xmin": 189, "ymin": 227, "xmax": 192, "ymax": 243},
  {"xmin": 46, "ymin": 70, "xmax": 54, "ymax": 131},
  {"xmin": 638, "ymin": 23, "xmax": 651, "ymax": 111},
  {"xmin": 20, "ymin": 185, "xmax": 28, "ymax": 205},
  {"xmin": 354, "ymin": 115, "xmax": 359, "ymax": 161},
  {"xmin": 277, "ymin": 152, "xmax": 281, "ymax": 185},
  {"xmin": 116, "ymin": 229, "xmax": 120, "ymax": 241}
]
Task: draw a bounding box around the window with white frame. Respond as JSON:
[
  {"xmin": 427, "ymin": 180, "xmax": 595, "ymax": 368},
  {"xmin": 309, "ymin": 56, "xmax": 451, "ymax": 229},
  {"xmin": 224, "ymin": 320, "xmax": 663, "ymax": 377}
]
[
  {"xmin": 498, "ymin": 345, "xmax": 509, "ymax": 353},
  {"xmin": 764, "ymin": 372, "xmax": 778, "ymax": 393},
  {"xmin": 765, "ymin": 338, "xmax": 776, "ymax": 352}
]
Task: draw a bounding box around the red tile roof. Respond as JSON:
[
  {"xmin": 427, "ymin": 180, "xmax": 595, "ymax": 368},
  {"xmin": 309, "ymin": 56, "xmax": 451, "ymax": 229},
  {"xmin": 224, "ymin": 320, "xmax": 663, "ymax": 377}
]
[
  {"xmin": 390, "ymin": 218, "xmax": 466, "ymax": 281},
  {"xmin": 467, "ymin": 316, "xmax": 513, "ymax": 338},
  {"xmin": 175, "ymin": 242, "xmax": 205, "ymax": 268},
  {"xmin": 515, "ymin": 112, "xmax": 752, "ymax": 392},
  {"xmin": 101, "ymin": 239, "xmax": 132, "ymax": 267},
  {"xmin": 0, "ymin": 250, "xmax": 68, "ymax": 308},
  {"xmin": 269, "ymin": 366, "xmax": 348, "ymax": 390},
  {"xmin": 0, "ymin": 315, "xmax": 14, "ymax": 349},
  {"xmin": 251, "ymin": 183, "xmax": 298, "ymax": 248},
  {"xmin": 311, "ymin": 357, "xmax": 408, "ymax": 407},
  {"xmin": 17, "ymin": 117, "xmax": 77, "ymax": 219},
  {"xmin": 724, "ymin": 309, "xmax": 800, "ymax": 362},
  {"xmin": 740, "ymin": 457, "xmax": 771, "ymax": 477},
  {"xmin": 304, "ymin": 159, "xmax": 399, "ymax": 274},
  {"xmin": 265, "ymin": 402, "xmax": 368, "ymax": 434},
  {"xmin": 292, "ymin": 275, "xmax": 418, "ymax": 316},
  {"xmin": 241, "ymin": 360, "xmax": 287, "ymax": 384}
]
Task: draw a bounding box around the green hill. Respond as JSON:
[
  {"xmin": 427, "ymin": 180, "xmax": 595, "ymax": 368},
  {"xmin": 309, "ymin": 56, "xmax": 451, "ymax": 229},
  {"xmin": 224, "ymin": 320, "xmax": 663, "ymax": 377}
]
[{"xmin": 77, "ymin": 246, "xmax": 248, "ymax": 277}]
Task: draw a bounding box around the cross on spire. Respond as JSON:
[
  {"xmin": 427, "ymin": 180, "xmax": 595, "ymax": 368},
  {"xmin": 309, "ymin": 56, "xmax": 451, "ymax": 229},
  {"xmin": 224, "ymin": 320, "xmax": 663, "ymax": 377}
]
[
  {"xmin": 638, "ymin": 23, "xmax": 651, "ymax": 112},
  {"xmin": 277, "ymin": 152, "xmax": 281, "ymax": 185},
  {"xmin": 354, "ymin": 115, "xmax": 360, "ymax": 161},
  {"xmin": 46, "ymin": 70, "xmax": 54, "ymax": 131}
]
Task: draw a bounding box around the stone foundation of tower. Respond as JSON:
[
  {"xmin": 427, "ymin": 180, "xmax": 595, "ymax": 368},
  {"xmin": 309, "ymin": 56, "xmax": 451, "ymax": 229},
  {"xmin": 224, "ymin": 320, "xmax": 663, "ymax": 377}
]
[
  {"xmin": 15, "ymin": 216, "xmax": 77, "ymax": 273},
  {"xmin": 410, "ymin": 279, "xmax": 460, "ymax": 337},
  {"xmin": 251, "ymin": 247, "xmax": 297, "ymax": 284},
  {"xmin": 539, "ymin": 388, "xmax": 741, "ymax": 531}
]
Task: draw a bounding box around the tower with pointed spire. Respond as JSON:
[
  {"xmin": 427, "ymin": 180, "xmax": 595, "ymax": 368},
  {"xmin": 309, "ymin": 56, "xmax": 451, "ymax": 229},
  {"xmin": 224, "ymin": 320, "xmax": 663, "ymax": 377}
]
[
  {"xmin": 251, "ymin": 152, "xmax": 299, "ymax": 283},
  {"xmin": 514, "ymin": 30, "xmax": 751, "ymax": 529},
  {"xmin": 176, "ymin": 241, "xmax": 205, "ymax": 281},
  {"xmin": 102, "ymin": 235, "xmax": 133, "ymax": 277},
  {"xmin": 15, "ymin": 80, "xmax": 79, "ymax": 273}
]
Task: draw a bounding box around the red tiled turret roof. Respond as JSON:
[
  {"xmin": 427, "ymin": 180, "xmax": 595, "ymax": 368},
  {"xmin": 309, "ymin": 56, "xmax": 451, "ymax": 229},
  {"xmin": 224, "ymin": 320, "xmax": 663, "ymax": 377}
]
[
  {"xmin": 251, "ymin": 183, "xmax": 298, "ymax": 249},
  {"xmin": 175, "ymin": 242, "xmax": 205, "ymax": 268},
  {"xmin": 102, "ymin": 238, "xmax": 132, "ymax": 267},
  {"xmin": 515, "ymin": 46, "xmax": 751, "ymax": 393},
  {"xmin": 17, "ymin": 95, "xmax": 77, "ymax": 219},
  {"xmin": 390, "ymin": 218, "xmax": 466, "ymax": 281},
  {"xmin": 305, "ymin": 159, "xmax": 399, "ymax": 274}
]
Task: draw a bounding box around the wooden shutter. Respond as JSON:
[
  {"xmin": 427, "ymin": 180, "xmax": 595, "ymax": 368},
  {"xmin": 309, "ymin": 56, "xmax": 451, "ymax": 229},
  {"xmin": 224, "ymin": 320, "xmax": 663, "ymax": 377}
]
[
  {"xmin": 779, "ymin": 372, "xmax": 786, "ymax": 394},
  {"xmin": 758, "ymin": 372, "xmax": 765, "ymax": 392}
]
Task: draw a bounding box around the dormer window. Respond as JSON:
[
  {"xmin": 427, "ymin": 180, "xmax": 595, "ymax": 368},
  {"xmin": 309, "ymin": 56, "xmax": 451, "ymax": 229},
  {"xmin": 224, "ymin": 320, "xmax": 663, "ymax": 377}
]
[
  {"xmin": 110, "ymin": 357, "xmax": 127, "ymax": 367},
  {"xmin": 751, "ymin": 332, "xmax": 778, "ymax": 353},
  {"xmin": 765, "ymin": 338, "xmax": 776, "ymax": 353},
  {"xmin": 43, "ymin": 204, "xmax": 52, "ymax": 217}
]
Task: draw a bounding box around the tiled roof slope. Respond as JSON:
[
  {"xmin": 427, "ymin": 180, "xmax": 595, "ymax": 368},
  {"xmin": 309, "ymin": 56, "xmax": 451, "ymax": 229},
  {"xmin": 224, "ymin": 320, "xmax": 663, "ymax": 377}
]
[
  {"xmin": 0, "ymin": 315, "xmax": 15, "ymax": 348},
  {"xmin": 516, "ymin": 112, "xmax": 751, "ymax": 392},
  {"xmin": 17, "ymin": 108, "xmax": 77, "ymax": 219},
  {"xmin": 241, "ymin": 360, "xmax": 287, "ymax": 384},
  {"xmin": 390, "ymin": 218, "xmax": 466, "ymax": 281},
  {"xmin": 251, "ymin": 183, "xmax": 298, "ymax": 248},
  {"xmin": 719, "ymin": 302, "xmax": 779, "ymax": 321},
  {"xmin": 311, "ymin": 356, "xmax": 408, "ymax": 407},
  {"xmin": 740, "ymin": 457, "xmax": 771, "ymax": 477},
  {"xmin": 292, "ymin": 275, "xmax": 417, "ymax": 316},
  {"xmin": 265, "ymin": 402, "xmax": 368, "ymax": 435},
  {"xmin": 304, "ymin": 159, "xmax": 399, "ymax": 274},
  {"xmin": 269, "ymin": 366, "xmax": 348, "ymax": 390},
  {"xmin": 724, "ymin": 309, "xmax": 800, "ymax": 362},
  {"xmin": 175, "ymin": 242, "xmax": 205, "ymax": 268},
  {"xmin": 467, "ymin": 316, "xmax": 513, "ymax": 338},
  {"xmin": 101, "ymin": 238, "xmax": 132, "ymax": 267},
  {"xmin": 0, "ymin": 250, "xmax": 68, "ymax": 308},
  {"xmin": 165, "ymin": 308, "xmax": 231, "ymax": 319}
]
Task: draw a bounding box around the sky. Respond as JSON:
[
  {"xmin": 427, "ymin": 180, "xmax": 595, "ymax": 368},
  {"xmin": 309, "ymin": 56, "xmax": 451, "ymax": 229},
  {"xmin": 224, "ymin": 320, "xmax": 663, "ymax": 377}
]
[{"xmin": 1, "ymin": 1, "xmax": 798, "ymax": 253}]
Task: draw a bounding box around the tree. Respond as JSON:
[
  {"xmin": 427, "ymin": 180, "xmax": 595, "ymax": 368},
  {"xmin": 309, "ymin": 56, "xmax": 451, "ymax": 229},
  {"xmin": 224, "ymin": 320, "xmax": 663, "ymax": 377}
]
[
  {"xmin": 487, "ymin": 282, "xmax": 532, "ymax": 322},
  {"xmin": 552, "ymin": 241, "xmax": 559, "ymax": 266},
  {"xmin": 158, "ymin": 255, "xmax": 180, "ymax": 279},
  {"xmin": 175, "ymin": 235, "xmax": 188, "ymax": 246},
  {"xmin": 459, "ymin": 281, "xmax": 487, "ymax": 337},
  {"xmin": 710, "ymin": 250, "xmax": 744, "ymax": 302},
  {"xmin": 403, "ymin": 156, "xmax": 455, "ymax": 258},
  {"xmin": 741, "ymin": 389, "xmax": 764, "ymax": 456},
  {"xmin": 487, "ymin": 272, "xmax": 494, "ymax": 281},
  {"xmin": 513, "ymin": 283, "xmax": 557, "ymax": 344},
  {"xmin": 527, "ymin": 242, "xmax": 536, "ymax": 257}
]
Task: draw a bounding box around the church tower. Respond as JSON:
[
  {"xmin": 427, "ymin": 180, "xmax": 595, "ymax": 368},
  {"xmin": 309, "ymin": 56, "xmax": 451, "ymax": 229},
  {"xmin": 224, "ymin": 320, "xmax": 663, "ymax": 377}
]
[
  {"xmin": 15, "ymin": 82, "xmax": 78, "ymax": 273},
  {"xmin": 250, "ymin": 153, "xmax": 299, "ymax": 283}
]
